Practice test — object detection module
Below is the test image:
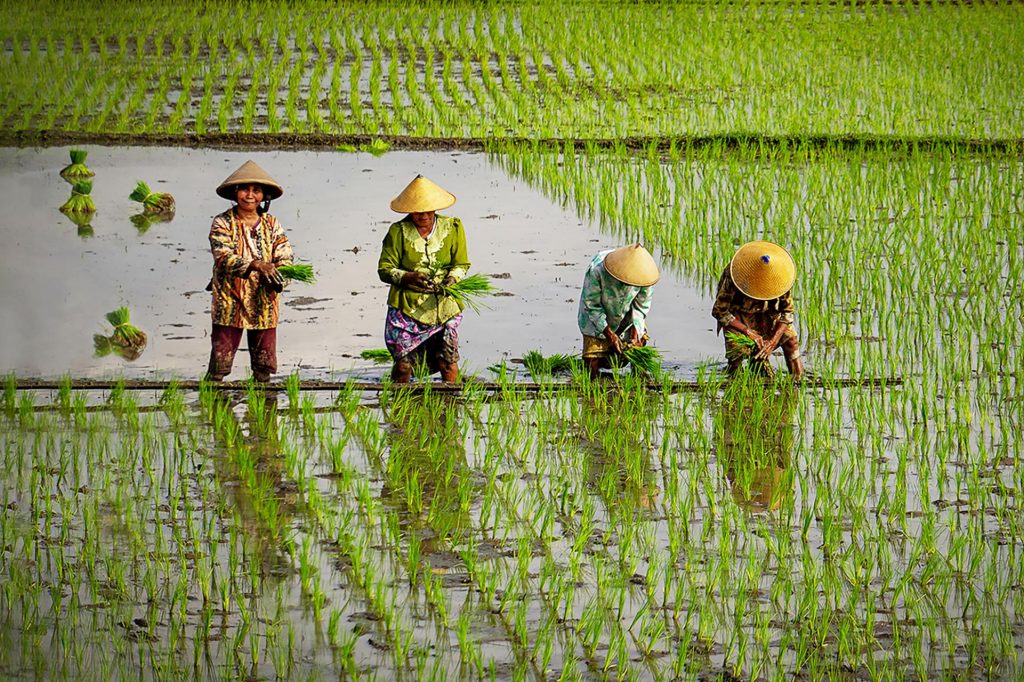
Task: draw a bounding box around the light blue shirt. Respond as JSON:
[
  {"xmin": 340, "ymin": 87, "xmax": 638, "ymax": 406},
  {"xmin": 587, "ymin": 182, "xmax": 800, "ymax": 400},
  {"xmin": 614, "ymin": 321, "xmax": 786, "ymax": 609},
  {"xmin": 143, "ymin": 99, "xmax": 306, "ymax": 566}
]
[{"xmin": 577, "ymin": 250, "xmax": 653, "ymax": 337}]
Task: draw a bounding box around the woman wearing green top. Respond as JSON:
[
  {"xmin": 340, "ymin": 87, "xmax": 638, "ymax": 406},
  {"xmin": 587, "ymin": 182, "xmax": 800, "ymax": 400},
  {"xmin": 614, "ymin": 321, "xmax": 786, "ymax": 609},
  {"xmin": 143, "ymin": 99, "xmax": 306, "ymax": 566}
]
[{"xmin": 377, "ymin": 175, "xmax": 470, "ymax": 383}]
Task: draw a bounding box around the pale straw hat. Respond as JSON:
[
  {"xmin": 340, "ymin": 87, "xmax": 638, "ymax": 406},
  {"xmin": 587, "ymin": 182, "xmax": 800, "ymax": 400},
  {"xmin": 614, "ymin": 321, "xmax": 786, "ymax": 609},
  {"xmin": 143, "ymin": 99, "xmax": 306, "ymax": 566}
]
[
  {"xmin": 216, "ymin": 160, "xmax": 284, "ymax": 200},
  {"xmin": 603, "ymin": 244, "xmax": 660, "ymax": 287},
  {"xmin": 390, "ymin": 175, "xmax": 456, "ymax": 213},
  {"xmin": 729, "ymin": 240, "xmax": 795, "ymax": 300}
]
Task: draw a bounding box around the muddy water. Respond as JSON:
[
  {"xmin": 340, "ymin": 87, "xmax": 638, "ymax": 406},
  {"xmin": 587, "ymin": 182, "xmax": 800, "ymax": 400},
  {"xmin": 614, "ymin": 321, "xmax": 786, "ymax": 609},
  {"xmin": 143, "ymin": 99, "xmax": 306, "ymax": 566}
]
[{"xmin": 0, "ymin": 147, "xmax": 721, "ymax": 380}]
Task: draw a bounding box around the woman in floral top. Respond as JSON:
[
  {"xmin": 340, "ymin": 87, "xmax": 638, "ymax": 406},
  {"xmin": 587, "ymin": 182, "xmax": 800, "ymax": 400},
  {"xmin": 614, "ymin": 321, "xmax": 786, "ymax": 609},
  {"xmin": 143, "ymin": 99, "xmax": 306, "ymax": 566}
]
[
  {"xmin": 377, "ymin": 175, "xmax": 470, "ymax": 383},
  {"xmin": 205, "ymin": 160, "xmax": 293, "ymax": 383},
  {"xmin": 577, "ymin": 244, "xmax": 660, "ymax": 378}
]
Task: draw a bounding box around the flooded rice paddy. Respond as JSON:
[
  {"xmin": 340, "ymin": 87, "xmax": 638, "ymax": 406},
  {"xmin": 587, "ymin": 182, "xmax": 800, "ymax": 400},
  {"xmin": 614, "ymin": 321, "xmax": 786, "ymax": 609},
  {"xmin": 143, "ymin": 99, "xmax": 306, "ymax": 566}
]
[{"xmin": 1, "ymin": 142, "xmax": 1022, "ymax": 681}]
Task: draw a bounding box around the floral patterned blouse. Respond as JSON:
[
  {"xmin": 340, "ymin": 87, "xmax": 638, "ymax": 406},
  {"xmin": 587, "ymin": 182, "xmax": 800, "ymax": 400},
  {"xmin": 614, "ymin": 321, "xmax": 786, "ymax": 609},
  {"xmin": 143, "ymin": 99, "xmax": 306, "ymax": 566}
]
[
  {"xmin": 577, "ymin": 249, "xmax": 653, "ymax": 337},
  {"xmin": 209, "ymin": 208, "xmax": 293, "ymax": 329}
]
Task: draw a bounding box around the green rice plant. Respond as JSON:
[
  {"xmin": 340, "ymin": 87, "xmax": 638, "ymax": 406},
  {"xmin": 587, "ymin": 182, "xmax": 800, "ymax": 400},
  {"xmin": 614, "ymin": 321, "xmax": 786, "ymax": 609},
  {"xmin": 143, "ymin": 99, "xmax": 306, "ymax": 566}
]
[
  {"xmin": 94, "ymin": 306, "xmax": 147, "ymax": 360},
  {"xmin": 128, "ymin": 180, "xmax": 175, "ymax": 214},
  {"xmin": 435, "ymin": 273, "xmax": 497, "ymax": 313},
  {"xmin": 59, "ymin": 149, "xmax": 94, "ymax": 179},
  {"xmin": 522, "ymin": 350, "xmax": 580, "ymax": 378},
  {"xmin": 360, "ymin": 348, "xmax": 392, "ymax": 364},
  {"xmin": 276, "ymin": 263, "xmax": 315, "ymax": 284},
  {"xmin": 622, "ymin": 345, "xmax": 661, "ymax": 376},
  {"xmin": 725, "ymin": 331, "xmax": 758, "ymax": 361},
  {"xmin": 360, "ymin": 138, "xmax": 390, "ymax": 156},
  {"xmin": 59, "ymin": 181, "xmax": 96, "ymax": 214}
]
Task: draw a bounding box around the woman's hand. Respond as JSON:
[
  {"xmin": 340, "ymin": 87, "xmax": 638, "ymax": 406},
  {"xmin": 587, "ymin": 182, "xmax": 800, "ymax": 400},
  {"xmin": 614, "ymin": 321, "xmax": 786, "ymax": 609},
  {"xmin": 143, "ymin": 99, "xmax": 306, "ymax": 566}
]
[
  {"xmin": 250, "ymin": 260, "xmax": 284, "ymax": 287},
  {"xmin": 626, "ymin": 326, "xmax": 641, "ymax": 347},
  {"xmin": 603, "ymin": 327, "xmax": 624, "ymax": 354},
  {"xmin": 401, "ymin": 271, "xmax": 435, "ymax": 293}
]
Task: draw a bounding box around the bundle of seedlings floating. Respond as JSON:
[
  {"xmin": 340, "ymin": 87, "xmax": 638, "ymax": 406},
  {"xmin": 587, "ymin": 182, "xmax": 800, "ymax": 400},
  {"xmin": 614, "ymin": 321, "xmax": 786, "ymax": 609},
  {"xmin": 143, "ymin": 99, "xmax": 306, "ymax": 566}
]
[
  {"xmin": 435, "ymin": 273, "xmax": 496, "ymax": 312},
  {"xmin": 360, "ymin": 348, "xmax": 392, "ymax": 363},
  {"xmin": 128, "ymin": 181, "xmax": 175, "ymax": 214},
  {"xmin": 59, "ymin": 149, "xmax": 94, "ymax": 180},
  {"xmin": 522, "ymin": 350, "xmax": 580, "ymax": 377},
  {"xmin": 725, "ymin": 331, "xmax": 758, "ymax": 361},
  {"xmin": 622, "ymin": 345, "xmax": 662, "ymax": 376},
  {"xmin": 59, "ymin": 181, "xmax": 96, "ymax": 215},
  {"xmin": 93, "ymin": 307, "xmax": 147, "ymax": 361},
  {"xmin": 277, "ymin": 263, "xmax": 315, "ymax": 283}
]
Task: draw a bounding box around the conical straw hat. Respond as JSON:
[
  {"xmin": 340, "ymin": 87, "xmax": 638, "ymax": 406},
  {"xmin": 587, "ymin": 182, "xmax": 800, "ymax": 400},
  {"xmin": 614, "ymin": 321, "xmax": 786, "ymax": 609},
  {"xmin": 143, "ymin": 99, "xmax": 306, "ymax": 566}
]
[
  {"xmin": 603, "ymin": 244, "xmax": 660, "ymax": 287},
  {"xmin": 390, "ymin": 175, "xmax": 456, "ymax": 213},
  {"xmin": 729, "ymin": 241, "xmax": 795, "ymax": 300},
  {"xmin": 216, "ymin": 160, "xmax": 284, "ymax": 200}
]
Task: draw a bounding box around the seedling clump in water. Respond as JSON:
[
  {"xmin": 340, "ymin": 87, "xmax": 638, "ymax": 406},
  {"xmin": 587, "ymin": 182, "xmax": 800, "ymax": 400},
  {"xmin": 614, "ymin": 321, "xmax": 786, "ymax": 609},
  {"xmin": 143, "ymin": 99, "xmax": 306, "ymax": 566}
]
[
  {"xmin": 94, "ymin": 306, "xmax": 147, "ymax": 360},
  {"xmin": 129, "ymin": 180, "xmax": 176, "ymax": 214},
  {"xmin": 59, "ymin": 149, "xmax": 94, "ymax": 180},
  {"xmin": 60, "ymin": 181, "xmax": 96, "ymax": 215}
]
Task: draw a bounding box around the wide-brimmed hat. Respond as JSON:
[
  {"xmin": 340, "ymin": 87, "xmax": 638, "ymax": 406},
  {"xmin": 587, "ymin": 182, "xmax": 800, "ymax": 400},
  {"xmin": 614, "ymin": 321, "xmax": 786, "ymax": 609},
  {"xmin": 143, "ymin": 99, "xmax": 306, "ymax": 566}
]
[
  {"xmin": 216, "ymin": 160, "xmax": 284, "ymax": 201},
  {"xmin": 603, "ymin": 244, "xmax": 660, "ymax": 287},
  {"xmin": 729, "ymin": 240, "xmax": 795, "ymax": 300},
  {"xmin": 390, "ymin": 175, "xmax": 456, "ymax": 213}
]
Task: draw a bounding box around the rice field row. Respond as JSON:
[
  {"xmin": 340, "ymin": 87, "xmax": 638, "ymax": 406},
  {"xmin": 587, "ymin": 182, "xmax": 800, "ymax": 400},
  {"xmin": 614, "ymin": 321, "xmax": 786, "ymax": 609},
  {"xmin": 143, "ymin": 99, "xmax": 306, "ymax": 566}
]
[
  {"xmin": 2, "ymin": 368, "xmax": 1020, "ymax": 680},
  {"xmin": 2, "ymin": 1, "xmax": 1022, "ymax": 140}
]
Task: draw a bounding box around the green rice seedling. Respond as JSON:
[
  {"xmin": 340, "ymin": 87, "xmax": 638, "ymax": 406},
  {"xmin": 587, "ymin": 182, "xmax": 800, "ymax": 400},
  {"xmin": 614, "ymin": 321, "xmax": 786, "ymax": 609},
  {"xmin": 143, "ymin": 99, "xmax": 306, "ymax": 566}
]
[
  {"xmin": 522, "ymin": 350, "xmax": 580, "ymax": 378},
  {"xmin": 622, "ymin": 345, "xmax": 661, "ymax": 377},
  {"xmin": 360, "ymin": 138, "xmax": 391, "ymax": 156},
  {"xmin": 59, "ymin": 149, "xmax": 94, "ymax": 180},
  {"xmin": 128, "ymin": 180, "xmax": 175, "ymax": 214},
  {"xmin": 94, "ymin": 307, "xmax": 147, "ymax": 360},
  {"xmin": 59, "ymin": 181, "xmax": 96, "ymax": 215},
  {"xmin": 360, "ymin": 348, "xmax": 392, "ymax": 363},
  {"xmin": 724, "ymin": 331, "xmax": 757, "ymax": 361},
  {"xmin": 435, "ymin": 273, "xmax": 497, "ymax": 312},
  {"xmin": 277, "ymin": 263, "xmax": 315, "ymax": 283}
]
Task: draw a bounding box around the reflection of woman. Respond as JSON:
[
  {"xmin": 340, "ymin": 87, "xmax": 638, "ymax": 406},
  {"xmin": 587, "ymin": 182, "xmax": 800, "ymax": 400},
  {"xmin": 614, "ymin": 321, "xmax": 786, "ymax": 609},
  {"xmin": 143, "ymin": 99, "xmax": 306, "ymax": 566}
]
[
  {"xmin": 715, "ymin": 384, "xmax": 797, "ymax": 512},
  {"xmin": 205, "ymin": 161, "xmax": 293, "ymax": 383},
  {"xmin": 377, "ymin": 175, "xmax": 470, "ymax": 384}
]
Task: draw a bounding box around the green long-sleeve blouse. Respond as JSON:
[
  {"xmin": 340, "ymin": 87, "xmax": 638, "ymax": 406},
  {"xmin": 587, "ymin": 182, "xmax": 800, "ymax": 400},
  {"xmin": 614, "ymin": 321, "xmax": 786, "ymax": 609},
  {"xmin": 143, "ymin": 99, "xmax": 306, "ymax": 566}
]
[{"xmin": 377, "ymin": 214, "xmax": 470, "ymax": 325}]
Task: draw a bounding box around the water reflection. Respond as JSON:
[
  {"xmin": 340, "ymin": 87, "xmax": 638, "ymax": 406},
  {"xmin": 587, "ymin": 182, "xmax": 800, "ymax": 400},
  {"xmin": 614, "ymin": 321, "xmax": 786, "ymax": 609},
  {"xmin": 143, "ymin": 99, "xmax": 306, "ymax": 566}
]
[
  {"xmin": 381, "ymin": 393, "xmax": 476, "ymax": 549},
  {"xmin": 715, "ymin": 383, "xmax": 798, "ymax": 512},
  {"xmin": 207, "ymin": 392, "xmax": 296, "ymax": 577},
  {"xmin": 579, "ymin": 387, "xmax": 661, "ymax": 514}
]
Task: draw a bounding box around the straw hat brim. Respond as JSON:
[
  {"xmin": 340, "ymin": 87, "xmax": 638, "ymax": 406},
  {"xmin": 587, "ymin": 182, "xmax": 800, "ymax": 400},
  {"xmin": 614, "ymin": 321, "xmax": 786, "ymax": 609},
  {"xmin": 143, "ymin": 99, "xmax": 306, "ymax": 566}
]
[
  {"xmin": 729, "ymin": 241, "xmax": 795, "ymax": 300},
  {"xmin": 390, "ymin": 175, "xmax": 456, "ymax": 213},
  {"xmin": 603, "ymin": 244, "xmax": 660, "ymax": 287},
  {"xmin": 216, "ymin": 160, "xmax": 284, "ymax": 201}
]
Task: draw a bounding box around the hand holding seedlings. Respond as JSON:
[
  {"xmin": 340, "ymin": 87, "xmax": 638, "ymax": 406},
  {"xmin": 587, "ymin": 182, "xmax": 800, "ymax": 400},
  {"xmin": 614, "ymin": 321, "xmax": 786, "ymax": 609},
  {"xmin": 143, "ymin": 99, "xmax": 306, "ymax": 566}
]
[
  {"xmin": 577, "ymin": 245, "xmax": 659, "ymax": 379},
  {"xmin": 250, "ymin": 259, "xmax": 284, "ymax": 286},
  {"xmin": 401, "ymin": 271, "xmax": 435, "ymax": 293}
]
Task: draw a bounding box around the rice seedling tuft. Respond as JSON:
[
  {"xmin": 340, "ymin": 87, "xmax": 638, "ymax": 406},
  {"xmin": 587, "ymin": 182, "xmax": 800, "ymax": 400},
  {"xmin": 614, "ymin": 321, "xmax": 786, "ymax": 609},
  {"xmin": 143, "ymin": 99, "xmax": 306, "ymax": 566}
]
[
  {"xmin": 59, "ymin": 149, "xmax": 94, "ymax": 180},
  {"xmin": 725, "ymin": 331, "xmax": 758, "ymax": 361},
  {"xmin": 94, "ymin": 306, "xmax": 147, "ymax": 360},
  {"xmin": 59, "ymin": 181, "xmax": 97, "ymax": 215},
  {"xmin": 622, "ymin": 345, "xmax": 661, "ymax": 376},
  {"xmin": 435, "ymin": 273, "xmax": 497, "ymax": 312},
  {"xmin": 522, "ymin": 350, "xmax": 580, "ymax": 378},
  {"xmin": 360, "ymin": 138, "xmax": 391, "ymax": 156},
  {"xmin": 128, "ymin": 180, "xmax": 175, "ymax": 214},
  {"xmin": 360, "ymin": 348, "xmax": 393, "ymax": 363},
  {"xmin": 277, "ymin": 263, "xmax": 315, "ymax": 283}
]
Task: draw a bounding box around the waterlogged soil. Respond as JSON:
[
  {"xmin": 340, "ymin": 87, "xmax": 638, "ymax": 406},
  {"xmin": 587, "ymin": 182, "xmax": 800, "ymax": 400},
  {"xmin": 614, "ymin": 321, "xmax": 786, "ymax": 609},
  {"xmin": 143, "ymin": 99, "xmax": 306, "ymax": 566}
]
[{"xmin": 0, "ymin": 146, "xmax": 722, "ymax": 381}]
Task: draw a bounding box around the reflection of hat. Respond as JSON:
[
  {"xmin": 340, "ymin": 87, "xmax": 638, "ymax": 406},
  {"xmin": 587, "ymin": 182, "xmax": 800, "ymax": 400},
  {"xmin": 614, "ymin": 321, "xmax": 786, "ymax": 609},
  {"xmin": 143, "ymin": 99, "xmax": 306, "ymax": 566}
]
[
  {"xmin": 603, "ymin": 244, "xmax": 660, "ymax": 287},
  {"xmin": 729, "ymin": 241, "xmax": 795, "ymax": 300},
  {"xmin": 390, "ymin": 175, "xmax": 456, "ymax": 213},
  {"xmin": 216, "ymin": 161, "xmax": 284, "ymax": 200}
]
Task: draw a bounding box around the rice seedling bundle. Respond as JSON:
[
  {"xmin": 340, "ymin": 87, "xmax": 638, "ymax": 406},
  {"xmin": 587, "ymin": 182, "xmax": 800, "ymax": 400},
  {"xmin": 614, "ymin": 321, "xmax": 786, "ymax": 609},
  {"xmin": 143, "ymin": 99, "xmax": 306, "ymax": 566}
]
[
  {"xmin": 59, "ymin": 181, "xmax": 96, "ymax": 214},
  {"xmin": 128, "ymin": 180, "xmax": 175, "ymax": 214},
  {"xmin": 436, "ymin": 273, "xmax": 496, "ymax": 312},
  {"xmin": 360, "ymin": 348, "xmax": 392, "ymax": 363},
  {"xmin": 622, "ymin": 345, "xmax": 661, "ymax": 376},
  {"xmin": 522, "ymin": 350, "xmax": 579, "ymax": 377},
  {"xmin": 277, "ymin": 263, "xmax": 315, "ymax": 283},
  {"xmin": 94, "ymin": 306, "xmax": 147, "ymax": 360},
  {"xmin": 59, "ymin": 149, "xmax": 94, "ymax": 179},
  {"xmin": 724, "ymin": 331, "xmax": 758, "ymax": 361}
]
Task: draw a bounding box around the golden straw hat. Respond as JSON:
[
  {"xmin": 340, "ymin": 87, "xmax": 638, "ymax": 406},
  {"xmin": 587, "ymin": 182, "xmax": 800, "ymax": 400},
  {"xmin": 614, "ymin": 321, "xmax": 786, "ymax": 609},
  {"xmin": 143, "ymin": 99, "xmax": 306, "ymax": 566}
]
[
  {"xmin": 390, "ymin": 175, "xmax": 456, "ymax": 213},
  {"xmin": 603, "ymin": 244, "xmax": 660, "ymax": 287},
  {"xmin": 216, "ymin": 160, "xmax": 284, "ymax": 201},
  {"xmin": 729, "ymin": 240, "xmax": 795, "ymax": 300}
]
